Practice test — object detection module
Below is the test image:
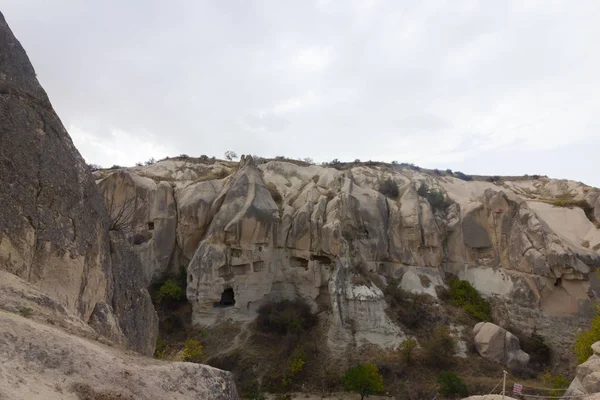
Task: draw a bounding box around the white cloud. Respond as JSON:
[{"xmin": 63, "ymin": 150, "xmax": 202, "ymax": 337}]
[{"xmin": 2, "ymin": 0, "xmax": 599, "ymax": 187}]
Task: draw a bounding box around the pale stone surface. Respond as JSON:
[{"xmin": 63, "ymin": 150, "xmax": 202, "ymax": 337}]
[
  {"xmin": 473, "ymin": 322, "xmax": 530, "ymax": 369},
  {"xmin": 0, "ymin": 312, "xmax": 238, "ymax": 400},
  {"xmin": 96, "ymin": 154, "xmax": 600, "ymax": 357}
]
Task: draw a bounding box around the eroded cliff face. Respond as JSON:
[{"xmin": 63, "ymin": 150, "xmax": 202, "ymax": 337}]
[
  {"xmin": 0, "ymin": 11, "xmax": 158, "ymax": 354},
  {"xmin": 0, "ymin": 12, "xmax": 238, "ymax": 399},
  {"xmin": 95, "ymin": 155, "xmax": 600, "ymax": 357}
]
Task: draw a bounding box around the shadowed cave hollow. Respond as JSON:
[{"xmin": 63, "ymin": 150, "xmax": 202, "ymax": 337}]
[{"xmin": 214, "ymin": 287, "xmax": 235, "ymax": 307}]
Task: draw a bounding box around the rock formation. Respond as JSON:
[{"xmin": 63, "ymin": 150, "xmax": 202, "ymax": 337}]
[
  {"xmin": 94, "ymin": 154, "xmax": 600, "ymax": 358},
  {"xmin": 564, "ymin": 341, "xmax": 600, "ymax": 398},
  {"xmin": 0, "ymin": 11, "xmax": 237, "ymax": 399},
  {"xmin": 472, "ymin": 322, "xmax": 530, "ymax": 369}
]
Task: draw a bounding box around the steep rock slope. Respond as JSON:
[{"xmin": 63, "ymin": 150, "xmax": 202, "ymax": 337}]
[
  {"xmin": 0, "ymin": 11, "xmax": 158, "ymax": 355},
  {"xmin": 96, "ymin": 156, "xmax": 600, "ymax": 358},
  {"xmin": 0, "ymin": 11, "xmax": 238, "ymax": 399}
]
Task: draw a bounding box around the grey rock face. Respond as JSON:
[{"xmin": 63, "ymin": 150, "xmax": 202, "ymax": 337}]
[
  {"xmin": 0, "ymin": 11, "xmax": 157, "ymax": 355},
  {"xmin": 96, "ymin": 155, "xmax": 600, "ymax": 357}
]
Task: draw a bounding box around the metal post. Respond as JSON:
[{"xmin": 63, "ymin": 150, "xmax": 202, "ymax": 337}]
[{"xmin": 502, "ymin": 370, "xmax": 507, "ymax": 400}]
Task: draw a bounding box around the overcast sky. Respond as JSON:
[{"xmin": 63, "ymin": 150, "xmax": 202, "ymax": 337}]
[{"xmin": 3, "ymin": 1, "xmax": 600, "ymax": 186}]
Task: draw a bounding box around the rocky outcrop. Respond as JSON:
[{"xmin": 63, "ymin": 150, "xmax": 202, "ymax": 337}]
[
  {"xmin": 0, "ymin": 13, "xmax": 238, "ymax": 399},
  {"xmin": 0, "ymin": 11, "xmax": 157, "ymax": 354},
  {"xmin": 0, "ymin": 310, "xmax": 238, "ymax": 400},
  {"xmin": 472, "ymin": 322, "xmax": 530, "ymax": 370},
  {"xmin": 564, "ymin": 341, "xmax": 600, "ymax": 398},
  {"xmin": 96, "ymin": 156, "xmax": 600, "ymax": 358}
]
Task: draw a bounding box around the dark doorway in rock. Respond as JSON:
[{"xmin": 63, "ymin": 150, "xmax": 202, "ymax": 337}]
[
  {"xmin": 554, "ymin": 278, "xmax": 562, "ymax": 287},
  {"xmin": 214, "ymin": 287, "xmax": 235, "ymax": 307},
  {"xmin": 148, "ymin": 221, "xmax": 155, "ymax": 231}
]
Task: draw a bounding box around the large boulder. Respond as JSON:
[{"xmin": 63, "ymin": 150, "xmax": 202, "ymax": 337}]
[{"xmin": 473, "ymin": 322, "xmax": 530, "ymax": 370}]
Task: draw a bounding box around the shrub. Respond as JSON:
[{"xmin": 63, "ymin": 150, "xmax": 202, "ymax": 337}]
[
  {"xmin": 437, "ymin": 371, "xmax": 468, "ymax": 398},
  {"xmin": 239, "ymin": 379, "xmax": 266, "ymax": 400},
  {"xmin": 522, "ymin": 330, "xmax": 551, "ymax": 369},
  {"xmin": 144, "ymin": 157, "xmax": 156, "ymax": 166},
  {"xmin": 541, "ymin": 372, "xmax": 570, "ymax": 397},
  {"xmin": 397, "ymin": 293, "xmax": 433, "ymax": 329},
  {"xmin": 575, "ymin": 312, "xmax": 600, "ymax": 363},
  {"xmin": 178, "ymin": 154, "xmax": 189, "ymax": 159},
  {"xmin": 154, "ymin": 338, "xmax": 169, "ymax": 359},
  {"xmin": 446, "ymin": 169, "xmax": 453, "ymax": 174},
  {"xmin": 378, "ymin": 178, "xmax": 399, "ymax": 199},
  {"xmin": 454, "ymin": 171, "xmax": 472, "ymax": 181},
  {"xmin": 109, "ymin": 165, "xmax": 123, "ymax": 169},
  {"xmin": 400, "ymin": 338, "xmax": 418, "ymax": 364},
  {"xmin": 154, "ymin": 279, "xmax": 184, "ymax": 305},
  {"xmin": 447, "ymin": 279, "xmax": 492, "ymax": 321},
  {"xmin": 267, "ymin": 182, "xmax": 282, "ymax": 203},
  {"xmin": 182, "ymin": 339, "xmax": 205, "ymax": 363},
  {"xmin": 224, "ymin": 150, "xmax": 238, "ymax": 161},
  {"xmin": 19, "ymin": 306, "xmax": 33, "ymax": 318},
  {"xmin": 417, "ymin": 183, "xmax": 452, "ymax": 212},
  {"xmin": 330, "ymin": 158, "xmax": 341, "ymax": 165},
  {"xmin": 87, "ymin": 163, "xmax": 102, "ymax": 171},
  {"xmin": 424, "ymin": 326, "xmax": 456, "ymax": 367},
  {"xmin": 342, "ymin": 363, "xmax": 384, "ymax": 400},
  {"xmin": 282, "ymin": 348, "xmax": 306, "ymax": 387},
  {"xmin": 256, "ymin": 300, "xmax": 317, "ymax": 335}
]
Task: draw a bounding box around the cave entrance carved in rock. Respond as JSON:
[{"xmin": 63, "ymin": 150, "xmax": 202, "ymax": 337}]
[{"xmin": 214, "ymin": 287, "xmax": 235, "ymax": 307}]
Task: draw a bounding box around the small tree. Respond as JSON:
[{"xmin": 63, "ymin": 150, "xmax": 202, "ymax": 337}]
[
  {"xmin": 342, "ymin": 363, "xmax": 384, "ymax": 400},
  {"xmin": 154, "ymin": 279, "xmax": 184, "ymax": 305},
  {"xmin": 378, "ymin": 178, "xmax": 399, "ymax": 199},
  {"xmin": 400, "ymin": 338, "xmax": 418, "ymax": 364},
  {"xmin": 424, "ymin": 326, "xmax": 456, "ymax": 367},
  {"xmin": 437, "ymin": 371, "xmax": 468, "ymax": 398},
  {"xmin": 182, "ymin": 339, "xmax": 205, "ymax": 363},
  {"xmin": 224, "ymin": 150, "xmax": 238, "ymax": 161}
]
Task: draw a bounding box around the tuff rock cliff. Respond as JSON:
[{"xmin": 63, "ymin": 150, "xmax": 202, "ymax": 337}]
[
  {"xmin": 95, "ymin": 154, "xmax": 600, "ymax": 358},
  {"xmin": 0, "ymin": 11, "xmax": 237, "ymax": 399}
]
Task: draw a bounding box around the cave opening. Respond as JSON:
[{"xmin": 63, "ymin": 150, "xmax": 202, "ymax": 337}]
[
  {"xmin": 214, "ymin": 287, "xmax": 236, "ymax": 307},
  {"xmin": 554, "ymin": 277, "xmax": 562, "ymax": 287}
]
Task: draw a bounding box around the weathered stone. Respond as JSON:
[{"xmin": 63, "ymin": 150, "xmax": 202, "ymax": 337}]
[
  {"xmin": 473, "ymin": 322, "xmax": 530, "ymax": 369},
  {"xmin": 0, "ymin": 11, "xmax": 157, "ymax": 354}
]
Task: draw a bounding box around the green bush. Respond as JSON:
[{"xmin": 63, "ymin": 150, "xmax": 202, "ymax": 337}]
[
  {"xmin": 400, "ymin": 338, "xmax": 418, "ymax": 364},
  {"xmin": 378, "ymin": 178, "xmax": 399, "ymax": 199},
  {"xmin": 575, "ymin": 312, "xmax": 600, "ymax": 363},
  {"xmin": 256, "ymin": 299, "xmax": 317, "ymax": 335},
  {"xmin": 154, "ymin": 337, "xmax": 169, "ymax": 359},
  {"xmin": 19, "ymin": 306, "xmax": 33, "ymax": 318},
  {"xmin": 342, "ymin": 363, "xmax": 384, "ymax": 400},
  {"xmin": 417, "ymin": 183, "xmax": 453, "ymax": 212},
  {"xmin": 424, "ymin": 326, "xmax": 456, "ymax": 367},
  {"xmin": 447, "ymin": 279, "xmax": 492, "ymax": 321},
  {"xmin": 182, "ymin": 339, "xmax": 205, "ymax": 363},
  {"xmin": 454, "ymin": 171, "xmax": 472, "ymax": 181},
  {"xmin": 437, "ymin": 371, "xmax": 468, "ymax": 398},
  {"xmin": 154, "ymin": 279, "xmax": 184, "ymax": 304},
  {"xmin": 541, "ymin": 372, "xmax": 570, "ymax": 397},
  {"xmin": 522, "ymin": 330, "xmax": 551, "ymax": 369}
]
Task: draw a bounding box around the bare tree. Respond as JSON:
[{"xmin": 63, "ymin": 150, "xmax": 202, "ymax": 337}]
[
  {"xmin": 106, "ymin": 187, "xmax": 137, "ymax": 233},
  {"xmin": 224, "ymin": 150, "xmax": 238, "ymax": 161}
]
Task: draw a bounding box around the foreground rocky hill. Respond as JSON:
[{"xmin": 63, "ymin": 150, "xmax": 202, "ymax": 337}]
[
  {"xmin": 0, "ymin": 11, "xmax": 237, "ymax": 399},
  {"xmin": 95, "ymin": 154, "xmax": 600, "ymax": 364}
]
